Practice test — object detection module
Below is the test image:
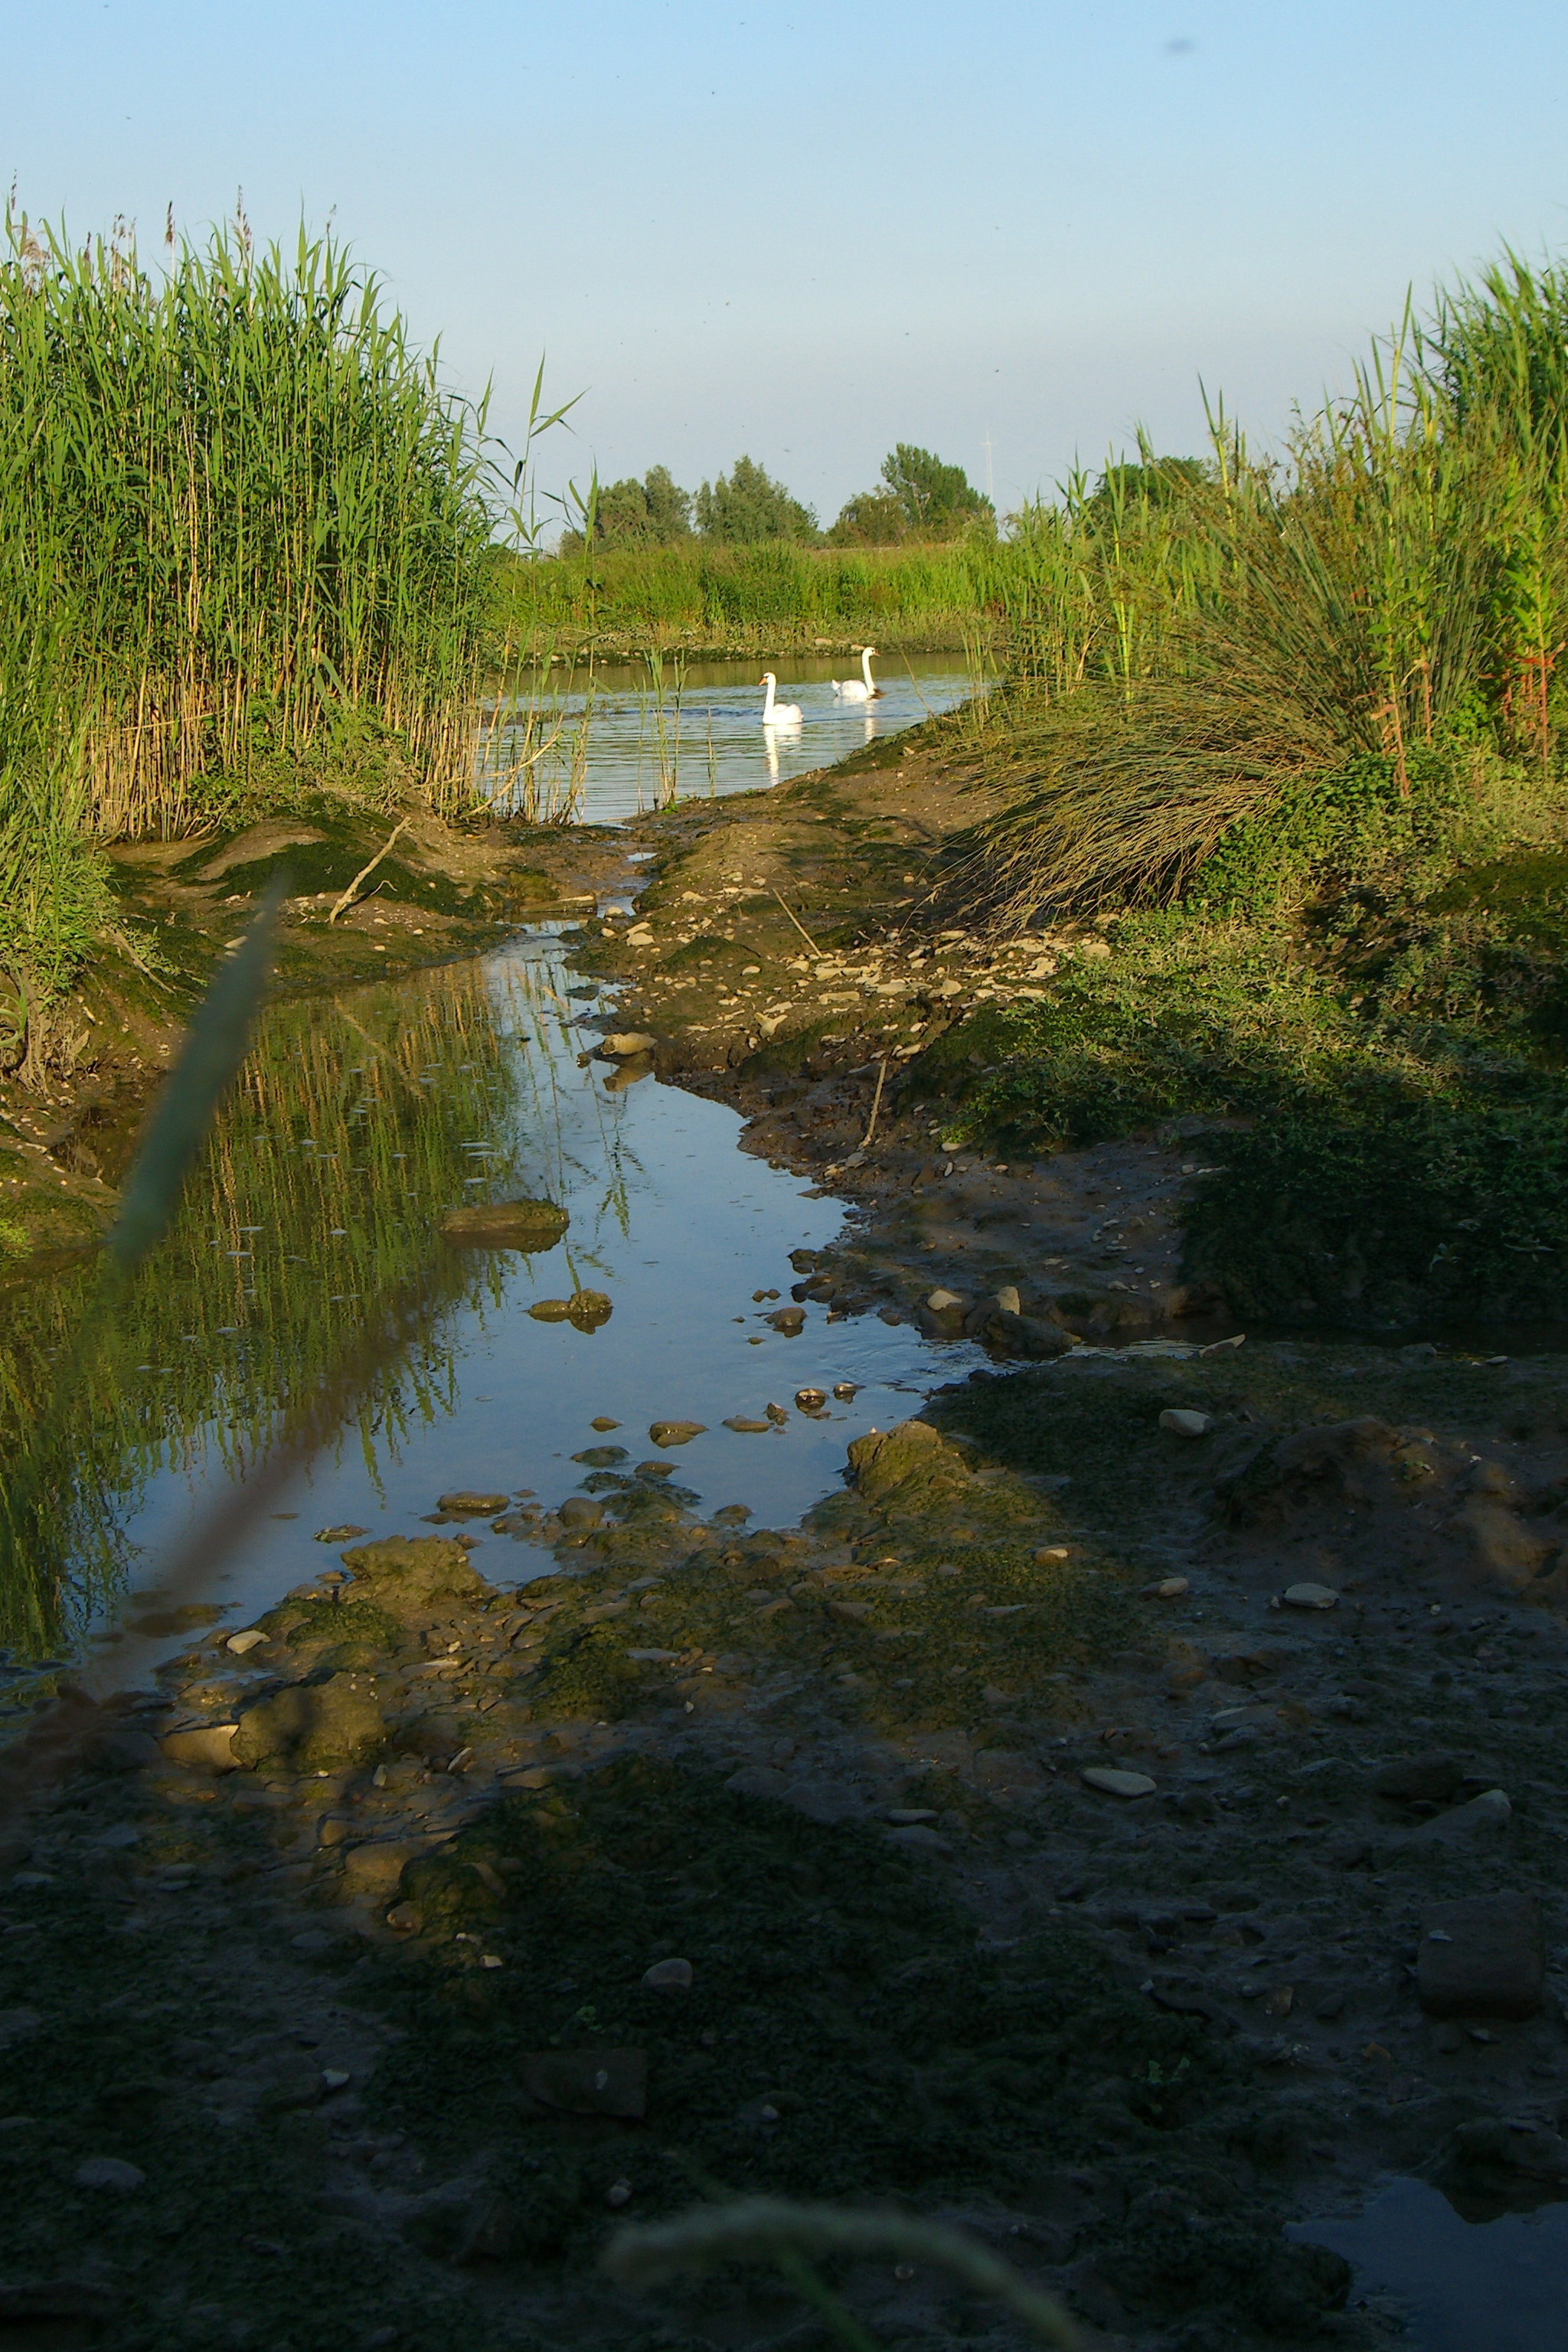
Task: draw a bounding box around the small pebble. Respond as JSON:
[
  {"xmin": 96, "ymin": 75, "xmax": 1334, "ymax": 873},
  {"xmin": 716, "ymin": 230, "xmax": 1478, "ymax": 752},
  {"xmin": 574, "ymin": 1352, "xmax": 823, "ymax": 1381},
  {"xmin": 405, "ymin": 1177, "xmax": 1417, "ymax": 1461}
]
[
  {"xmin": 642, "ymin": 1957, "xmax": 693, "ymax": 1990},
  {"xmin": 606, "ymin": 2179, "xmax": 632, "ymax": 2207},
  {"xmin": 1158, "ymin": 1410, "xmax": 1214, "ymax": 1439},
  {"xmin": 1081, "ymin": 1766, "xmax": 1157, "ymax": 1799},
  {"xmin": 1282, "ymin": 1582, "xmax": 1338, "ymax": 1610},
  {"xmin": 76, "ymin": 2157, "xmax": 145, "ymax": 2192}
]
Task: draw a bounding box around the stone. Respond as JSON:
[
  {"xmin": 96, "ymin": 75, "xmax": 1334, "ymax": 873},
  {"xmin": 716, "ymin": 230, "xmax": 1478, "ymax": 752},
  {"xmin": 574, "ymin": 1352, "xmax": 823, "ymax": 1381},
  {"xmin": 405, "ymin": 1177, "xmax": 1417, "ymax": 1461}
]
[
  {"xmin": 1159, "ymin": 1410, "xmax": 1214, "ymax": 1438},
  {"xmin": 94, "ymin": 1823, "xmax": 140, "ymax": 1851},
  {"xmin": 521, "ymin": 2049, "xmax": 646, "ymax": 2118},
  {"xmin": 338, "ymin": 1535, "xmax": 487, "ymax": 1611},
  {"xmin": 158, "ymin": 1723, "xmax": 239, "ymax": 1774},
  {"xmin": 886, "ymin": 1808, "xmax": 939, "ymax": 1824},
  {"xmin": 439, "ymin": 1199, "xmax": 568, "ymax": 1251},
  {"xmin": 571, "ymin": 1446, "xmax": 628, "ymax": 1468},
  {"xmin": 566, "ymin": 1290, "xmax": 612, "ymax": 1331},
  {"xmin": 1149, "ymin": 1576, "xmax": 1191, "ymax": 1599},
  {"xmin": 437, "ymin": 1491, "xmax": 509, "ymax": 1516},
  {"xmin": 995, "ymin": 1285, "xmax": 1022, "ymax": 1317},
  {"xmin": 385, "ymin": 1901, "xmax": 424, "ymax": 1932},
  {"xmin": 926, "ymin": 1289, "xmax": 965, "ymax": 1312},
  {"xmin": 598, "ymin": 1032, "xmax": 658, "ymax": 1059},
  {"xmin": 231, "ymin": 1674, "xmax": 387, "ymax": 1772},
  {"xmin": 726, "ymin": 1765, "xmax": 788, "ymax": 1798},
  {"xmin": 1372, "ymin": 1754, "xmax": 1465, "ymax": 1805},
  {"xmin": 766, "ymin": 1306, "xmax": 805, "ymax": 1334},
  {"xmin": 558, "ymin": 1497, "xmax": 604, "ymax": 1528},
  {"xmin": 648, "ymin": 1421, "xmax": 707, "ymax": 1448},
  {"xmin": 1414, "ymin": 1788, "xmax": 1513, "ymax": 1844},
  {"xmin": 590, "ymin": 1417, "xmax": 621, "ymax": 1431},
  {"xmin": 886, "ymin": 1823, "xmax": 950, "ymax": 1852},
  {"xmin": 1281, "ymin": 1582, "xmax": 1338, "ymax": 1610},
  {"xmin": 1418, "ymin": 1894, "xmax": 1544, "ymax": 2020},
  {"xmin": 1081, "ymin": 1767, "xmax": 1157, "ymax": 1798},
  {"xmin": 642, "ymin": 1958, "xmax": 693, "ymax": 1990},
  {"xmin": 794, "ymin": 1388, "xmax": 828, "ymax": 1412},
  {"xmin": 89, "ymin": 1723, "xmax": 162, "ymax": 1772},
  {"xmin": 314, "ymin": 1524, "xmax": 368, "ymax": 1542},
  {"xmin": 528, "ymin": 1298, "xmax": 574, "ymax": 1321},
  {"xmin": 226, "ymin": 1628, "xmax": 268, "ymax": 1655},
  {"xmin": 724, "ymin": 1417, "xmax": 773, "ymax": 1433},
  {"xmin": 1454, "ymin": 1499, "xmax": 1551, "ymax": 1591},
  {"xmin": 75, "ymin": 2157, "xmax": 145, "ymax": 2191}
]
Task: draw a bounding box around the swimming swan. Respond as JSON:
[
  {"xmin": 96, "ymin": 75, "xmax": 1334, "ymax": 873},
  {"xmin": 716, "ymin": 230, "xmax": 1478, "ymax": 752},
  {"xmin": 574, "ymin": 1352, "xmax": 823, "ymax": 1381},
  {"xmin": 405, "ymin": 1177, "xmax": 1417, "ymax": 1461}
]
[
  {"xmin": 760, "ymin": 672, "xmax": 802, "ymax": 726},
  {"xmin": 831, "ymin": 645, "xmax": 881, "ymax": 703}
]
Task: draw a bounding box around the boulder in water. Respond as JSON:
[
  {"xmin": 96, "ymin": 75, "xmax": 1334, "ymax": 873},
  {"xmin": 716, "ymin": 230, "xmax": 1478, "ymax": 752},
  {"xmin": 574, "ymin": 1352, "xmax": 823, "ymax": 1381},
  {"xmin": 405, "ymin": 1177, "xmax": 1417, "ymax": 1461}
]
[{"xmin": 439, "ymin": 1199, "xmax": 568, "ymax": 1251}]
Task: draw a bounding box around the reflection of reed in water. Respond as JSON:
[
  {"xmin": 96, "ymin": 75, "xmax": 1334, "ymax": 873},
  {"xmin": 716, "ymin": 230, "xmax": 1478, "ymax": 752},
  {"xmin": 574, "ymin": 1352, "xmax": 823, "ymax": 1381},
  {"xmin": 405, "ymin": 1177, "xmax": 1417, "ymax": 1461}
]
[{"xmin": 0, "ymin": 962, "xmax": 544, "ymax": 1664}]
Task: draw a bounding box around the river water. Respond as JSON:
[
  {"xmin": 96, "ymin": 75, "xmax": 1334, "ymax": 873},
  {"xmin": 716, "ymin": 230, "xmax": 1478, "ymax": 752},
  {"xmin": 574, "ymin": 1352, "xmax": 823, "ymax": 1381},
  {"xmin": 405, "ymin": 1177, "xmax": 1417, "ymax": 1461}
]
[
  {"xmin": 482, "ymin": 652, "xmax": 983, "ymax": 823},
  {"xmin": 0, "ymin": 922, "xmax": 980, "ymax": 1700}
]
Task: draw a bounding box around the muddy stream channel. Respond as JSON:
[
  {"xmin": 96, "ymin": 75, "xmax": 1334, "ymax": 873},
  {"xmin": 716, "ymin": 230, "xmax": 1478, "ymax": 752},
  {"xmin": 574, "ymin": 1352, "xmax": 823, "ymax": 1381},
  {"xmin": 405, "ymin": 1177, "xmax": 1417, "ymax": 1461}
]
[
  {"xmin": 5, "ymin": 831, "xmax": 1568, "ymax": 2344},
  {"xmin": 13, "ymin": 922, "xmax": 978, "ymax": 1696}
]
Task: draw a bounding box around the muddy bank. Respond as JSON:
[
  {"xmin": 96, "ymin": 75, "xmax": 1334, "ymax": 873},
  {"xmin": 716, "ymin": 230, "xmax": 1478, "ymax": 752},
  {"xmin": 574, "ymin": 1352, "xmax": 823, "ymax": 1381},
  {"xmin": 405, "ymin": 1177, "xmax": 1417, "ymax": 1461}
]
[
  {"xmin": 0, "ymin": 802, "xmax": 632, "ymax": 1269},
  {"xmin": 6, "ymin": 1341, "xmax": 1568, "ymax": 2346}
]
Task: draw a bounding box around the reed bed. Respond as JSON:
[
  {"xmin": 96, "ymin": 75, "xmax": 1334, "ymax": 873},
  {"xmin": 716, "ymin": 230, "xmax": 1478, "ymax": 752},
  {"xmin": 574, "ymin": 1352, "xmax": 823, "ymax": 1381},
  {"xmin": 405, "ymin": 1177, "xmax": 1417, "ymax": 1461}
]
[
  {"xmin": 493, "ymin": 536, "xmax": 1011, "ymax": 656},
  {"xmin": 975, "ymin": 253, "xmax": 1568, "ymax": 921},
  {"xmin": 0, "ymin": 206, "xmax": 494, "ymax": 841}
]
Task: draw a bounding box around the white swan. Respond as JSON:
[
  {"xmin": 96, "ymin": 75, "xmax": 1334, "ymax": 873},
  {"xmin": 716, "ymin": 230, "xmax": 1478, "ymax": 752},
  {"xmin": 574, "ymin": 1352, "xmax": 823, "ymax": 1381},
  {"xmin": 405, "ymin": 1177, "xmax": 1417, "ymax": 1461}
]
[
  {"xmin": 760, "ymin": 672, "xmax": 802, "ymax": 727},
  {"xmin": 831, "ymin": 645, "xmax": 882, "ymax": 703}
]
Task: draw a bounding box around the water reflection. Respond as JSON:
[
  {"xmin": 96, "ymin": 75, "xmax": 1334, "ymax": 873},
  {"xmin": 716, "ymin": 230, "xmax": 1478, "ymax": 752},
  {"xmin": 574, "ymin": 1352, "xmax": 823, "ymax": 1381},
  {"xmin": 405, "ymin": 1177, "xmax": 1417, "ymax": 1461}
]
[
  {"xmin": 0, "ymin": 928, "xmax": 979, "ymax": 1687},
  {"xmin": 480, "ymin": 652, "xmax": 982, "ymax": 824},
  {"xmin": 1291, "ymin": 2176, "xmax": 1568, "ymax": 2350}
]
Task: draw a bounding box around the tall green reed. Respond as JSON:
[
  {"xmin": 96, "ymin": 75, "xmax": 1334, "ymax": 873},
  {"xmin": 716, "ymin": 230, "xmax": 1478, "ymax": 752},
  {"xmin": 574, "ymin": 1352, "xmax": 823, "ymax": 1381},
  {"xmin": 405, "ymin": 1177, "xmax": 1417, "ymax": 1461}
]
[{"xmin": 0, "ymin": 204, "xmax": 495, "ymax": 835}]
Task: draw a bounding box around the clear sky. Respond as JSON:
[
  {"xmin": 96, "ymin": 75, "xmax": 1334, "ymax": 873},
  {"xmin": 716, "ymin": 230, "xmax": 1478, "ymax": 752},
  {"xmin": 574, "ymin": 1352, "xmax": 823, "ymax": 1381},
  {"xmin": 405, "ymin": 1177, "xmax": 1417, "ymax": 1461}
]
[{"xmin": 11, "ymin": 0, "xmax": 1568, "ymax": 528}]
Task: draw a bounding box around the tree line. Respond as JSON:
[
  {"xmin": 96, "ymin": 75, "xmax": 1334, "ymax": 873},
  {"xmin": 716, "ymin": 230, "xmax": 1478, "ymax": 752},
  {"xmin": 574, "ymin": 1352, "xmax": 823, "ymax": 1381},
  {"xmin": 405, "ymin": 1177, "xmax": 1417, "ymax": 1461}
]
[{"xmin": 559, "ymin": 444, "xmax": 996, "ymax": 554}]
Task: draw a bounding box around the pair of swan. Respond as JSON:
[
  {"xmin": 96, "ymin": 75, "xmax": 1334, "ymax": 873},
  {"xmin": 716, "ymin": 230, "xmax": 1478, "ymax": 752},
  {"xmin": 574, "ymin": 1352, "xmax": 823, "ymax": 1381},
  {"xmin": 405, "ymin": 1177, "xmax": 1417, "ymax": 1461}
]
[
  {"xmin": 760, "ymin": 645, "xmax": 882, "ymax": 728},
  {"xmin": 832, "ymin": 645, "xmax": 882, "ymax": 702}
]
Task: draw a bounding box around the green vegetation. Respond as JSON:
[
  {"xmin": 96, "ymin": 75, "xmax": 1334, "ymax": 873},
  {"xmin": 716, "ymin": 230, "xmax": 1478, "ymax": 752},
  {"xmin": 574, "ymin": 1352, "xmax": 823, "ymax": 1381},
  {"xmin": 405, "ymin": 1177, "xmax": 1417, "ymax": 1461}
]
[
  {"xmin": 831, "ymin": 443, "xmax": 996, "ymax": 545},
  {"xmin": 0, "ymin": 202, "xmax": 498, "ymax": 1066},
  {"xmin": 694, "ymin": 452, "xmax": 818, "ymax": 542}
]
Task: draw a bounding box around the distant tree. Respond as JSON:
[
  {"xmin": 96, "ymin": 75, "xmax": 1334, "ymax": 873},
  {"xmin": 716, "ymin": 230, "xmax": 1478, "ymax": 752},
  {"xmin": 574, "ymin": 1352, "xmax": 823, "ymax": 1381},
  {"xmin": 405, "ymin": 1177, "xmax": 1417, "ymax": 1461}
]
[
  {"xmin": 1083, "ymin": 456, "xmax": 1207, "ymax": 527},
  {"xmin": 694, "ymin": 455, "xmax": 818, "ymax": 543},
  {"xmin": 560, "ymin": 464, "xmax": 692, "ymax": 555},
  {"xmin": 828, "ymin": 488, "xmax": 909, "ymax": 547},
  {"xmin": 880, "ymin": 443, "xmax": 995, "ymax": 535}
]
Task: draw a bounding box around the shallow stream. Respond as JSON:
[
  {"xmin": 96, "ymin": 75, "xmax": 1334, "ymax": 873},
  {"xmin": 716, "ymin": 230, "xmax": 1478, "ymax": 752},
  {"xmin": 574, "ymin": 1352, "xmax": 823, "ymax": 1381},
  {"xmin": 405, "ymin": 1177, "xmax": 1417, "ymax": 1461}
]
[{"xmin": 0, "ymin": 921, "xmax": 981, "ymax": 1697}]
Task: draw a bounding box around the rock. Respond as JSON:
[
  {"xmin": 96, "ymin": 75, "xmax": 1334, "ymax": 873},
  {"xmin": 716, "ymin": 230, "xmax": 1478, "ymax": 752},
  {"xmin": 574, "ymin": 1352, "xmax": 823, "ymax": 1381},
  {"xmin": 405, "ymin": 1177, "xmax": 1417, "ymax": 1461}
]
[
  {"xmin": 832, "ymin": 1382, "xmax": 859, "ymax": 1400},
  {"xmin": 766, "ymin": 1306, "xmax": 805, "ymax": 1334},
  {"xmin": 1209, "ymin": 1637, "xmax": 1287, "ymax": 1685},
  {"xmin": 995, "ymin": 1285, "xmax": 1021, "ymax": 1317},
  {"xmin": 1159, "ymin": 1409, "xmax": 1214, "ymax": 1438},
  {"xmin": 1414, "ymin": 1788, "xmax": 1513, "ymax": 1844},
  {"xmin": 724, "ymin": 1417, "xmax": 773, "ymax": 1433},
  {"xmin": 75, "ymin": 2157, "xmax": 145, "ymax": 2191},
  {"xmin": 571, "ymin": 1446, "xmax": 627, "ymax": 1468},
  {"xmin": 1281, "ymin": 1582, "xmax": 1338, "ymax": 1610},
  {"xmin": 226, "ymin": 1628, "xmax": 268, "ymax": 1655},
  {"xmin": 94, "ymin": 1823, "xmax": 140, "ymax": 1851},
  {"xmin": 314, "ymin": 1524, "xmax": 369, "ymax": 1542},
  {"xmin": 597, "ymin": 1031, "xmax": 658, "ymax": 1059},
  {"xmin": 338, "ymin": 1535, "xmax": 488, "ymax": 1611},
  {"xmin": 1081, "ymin": 1767, "xmax": 1157, "ymax": 1798},
  {"xmin": 886, "ymin": 1823, "xmax": 950, "ymax": 1852},
  {"xmin": 1372, "ymin": 1754, "xmax": 1465, "ymax": 1805},
  {"xmin": 926, "ymin": 1289, "xmax": 965, "ymax": 1312},
  {"xmin": 642, "ymin": 1958, "xmax": 692, "ymax": 1990},
  {"xmin": 1148, "ymin": 1576, "xmax": 1191, "ymax": 1599},
  {"xmin": 590, "ymin": 1416, "xmax": 621, "ymax": 1430},
  {"xmin": 558, "ymin": 1497, "xmax": 604, "ymax": 1528},
  {"xmin": 437, "ymin": 1491, "xmax": 509, "ymax": 1516},
  {"xmin": 726, "ymin": 1765, "xmax": 789, "ymax": 1798},
  {"xmin": 528, "ymin": 1298, "xmax": 574, "ymax": 1321},
  {"xmin": 158, "ymin": 1723, "xmax": 239, "ymax": 1774},
  {"xmin": 648, "ymin": 1421, "xmax": 707, "ymax": 1448},
  {"xmin": 521, "ymin": 2049, "xmax": 646, "ymax": 2119},
  {"xmin": 886, "ymin": 1807, "xmax": 939, "ymax": 1824},
  {"xmin": 231, "ymin": 1674, "xmax": 387, "ymax": 1772},
  {"xmin": 1454, "ymin": 1500, "xmax": 1552, "ymax": 1591},
  {"xmin": 567, "ymin": 1290, "xmax": 612, "ymax": 1331},
  {"xmin": 439, "ymin": 1200, "xmax": 568, "ymax": 1251},
  {"xmin": 794, "ymin": 1388, "xmax": 828, "ymax": 1412},
  {"xmin": 1441, "ymin": 2118, "xmax": 1568, "ymax": 2193},
  {"xmin": 1417, "ymin": 1893, "xmax": 1544, "ymax": 2020},
  {"xmin": 385, "ymin": 1901, "xmax": 424, "ymax": 1932}
]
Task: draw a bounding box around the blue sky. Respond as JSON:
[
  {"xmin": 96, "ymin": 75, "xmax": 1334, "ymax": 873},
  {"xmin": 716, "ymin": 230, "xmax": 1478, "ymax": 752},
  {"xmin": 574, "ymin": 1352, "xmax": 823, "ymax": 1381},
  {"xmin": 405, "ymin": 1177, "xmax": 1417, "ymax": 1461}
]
[{"xmin": 11, "ymin": 0, "xmax": 1568, "ymax": 528}]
